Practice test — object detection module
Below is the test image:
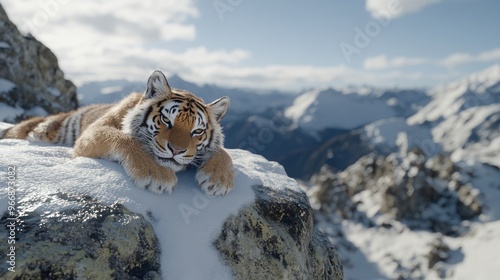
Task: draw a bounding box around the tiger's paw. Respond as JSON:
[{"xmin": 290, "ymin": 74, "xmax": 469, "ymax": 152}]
[
  {"xmin": 123, "ymin": 157, "xmax": 178, "ymax": 194},
  {"xmin": 196, "ymin": 161, "xmax": 235, "ymax": 196}
]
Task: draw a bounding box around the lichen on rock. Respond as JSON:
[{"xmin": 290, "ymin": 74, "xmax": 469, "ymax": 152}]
[
  {"xmin": 0, "ymin": 193, "xmax": 160, "ymax": 279},
  {"xmin": 214, "ymin": 185, "xmax": 343, "ymax": 280}
]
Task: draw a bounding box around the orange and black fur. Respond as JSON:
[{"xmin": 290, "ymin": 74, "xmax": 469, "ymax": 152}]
[{"xmin": 2, "ymin": 70, "xmax": 235, "ymax": 195}]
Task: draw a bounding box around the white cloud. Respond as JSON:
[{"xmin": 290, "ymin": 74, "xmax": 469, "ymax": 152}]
[
  {"xmin": 440, "ymin": 48, "xmax": 500, "ymax": 67},
  {"xmin": 2, "ymin": 0, "xmax": 199, "ymax": 41},
  {"xmin": 364, "ymin": 55, "xmax": 428, "ymax": 70},
  {"xmin": 364, "ymin": 48, "xmax": 500, "ymax": 70},
  {"xmin": 2, "ymin": 0, "xmax": 382, "ymax": 91},
  {"xmin": 365, "ymin": 0, "xmax": 443, "ymax": 19}
]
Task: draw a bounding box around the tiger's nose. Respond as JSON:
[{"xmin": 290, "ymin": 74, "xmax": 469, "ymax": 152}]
[{"xmin": 168, "ymin": 143, "xmax": 186, "ymax": 155}]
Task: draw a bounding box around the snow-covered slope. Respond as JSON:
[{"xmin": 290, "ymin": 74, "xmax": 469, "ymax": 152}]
[
  {"xmin": 409, "ymin": 65, "xmax": 500, "ymax": 125},
  {"xmin": 285, "ymin": 87, "xmax": 428, "ymax": 131},
  {"xmin": 362, "ymin": 118, "xmax": 439, "ymax": 155},
  {"xmin": 408, "ymin": 65, "xmax": 500, "ymax": 168},
  {"xmin": 0, "ymin": 139, "xmax": 297, "ymax": 279}
]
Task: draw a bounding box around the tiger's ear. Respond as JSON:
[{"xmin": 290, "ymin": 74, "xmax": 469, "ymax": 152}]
[
  {"xmin": 208, "ymin": 97, "xmax": 230, "ymax": 122},
  {"xmin": 145, "ymin": 70, "xmax": 173, "ymax": 99}
]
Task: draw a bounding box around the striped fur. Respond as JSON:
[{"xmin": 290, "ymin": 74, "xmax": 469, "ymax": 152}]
[{"xmin": 2, "ymin": 70, "xmax": 235, "ymax": 195}]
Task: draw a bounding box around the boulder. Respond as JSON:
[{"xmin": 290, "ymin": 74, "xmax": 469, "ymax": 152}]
[
  {"xmin": 215, "ymin": 185, "xmax": 343, "ymax": 280},
  {"xmin": 0, "ymin": 139, "xmax": 342, "ymax": 279},
  {"xmin": 0, "ymin": 4, "xmax": 78, "ymax": 122},
  {"xmin": 0, "ymin": 193, "xmax": 161, "ymax": 279}
]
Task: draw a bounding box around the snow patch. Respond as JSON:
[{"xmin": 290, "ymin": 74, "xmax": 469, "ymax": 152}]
[
  {"xmin": 0, "ymin": 78, "xmax": 15, "ymax": 93},
  {"xmin": 48, "ymin": 87, "xmax": 61, "ymax": 97},
  {"xmin": 0, "ymin": 41, "xmax": 10, "ymax": 48},
  {"xmin": 0, "ymin": 103, "xmax": 24, "ymax": 122},
  {"xmin": 362, "ymin": 118, "xmax": 439, "ymax": 155}
]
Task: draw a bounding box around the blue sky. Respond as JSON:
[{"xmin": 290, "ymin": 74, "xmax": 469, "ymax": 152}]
[{"xmin": 2, "ymin": 0, "xmax": 500, "ymax": 91}]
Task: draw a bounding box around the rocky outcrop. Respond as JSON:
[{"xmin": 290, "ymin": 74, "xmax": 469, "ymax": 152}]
[
  {"xmin": 215, "ymin": 185, "xmax": 343, "ymax": 280},
  {"xmin": 0, "ymin": 193, "xmax": 161, "ymax": 279},
  {"xmin": 0, "ymin": 139, "xmax": 342, "ymax": 279},
  {"xmin": 308, "ymin": 148, "xmax": 483, "ymax": 235},
  {"xmin": 0, "ymin": 4, "xmax": 78, "ymax": 122}
]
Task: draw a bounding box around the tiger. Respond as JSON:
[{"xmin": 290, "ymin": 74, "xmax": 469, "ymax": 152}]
[{"xmin": 2, "ymin": 70, "xmax": 235, "ymax": 195}]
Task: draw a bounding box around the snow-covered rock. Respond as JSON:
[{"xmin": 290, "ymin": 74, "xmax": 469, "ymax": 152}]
[
  {"xmin": 0, "ymin": 139, "xmax": 342, "ymax": 279},
  {"xmin": 0, "ymin": 4, "xmax": 78, "ymax": 122},
  {"xmin": 307, "ymin": 148, "xmax": 500, "ymax": 279},
  {"xmin": 309, "ymin": 149, "xmax": 483, "ymax": 235}
]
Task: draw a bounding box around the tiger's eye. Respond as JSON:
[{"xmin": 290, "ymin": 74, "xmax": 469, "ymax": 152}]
[
  {"xmin": 193, "ymin": 129, "xmax": 204, "ymax": 135},
  {"xmin": 161, "ymin": 115, "xmax": 171, "ymax": 127}
]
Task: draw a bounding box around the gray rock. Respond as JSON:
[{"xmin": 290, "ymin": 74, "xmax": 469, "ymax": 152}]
[
  {"xmin": 0, "ymin": 193, "xmax": 160, "ymax": 279},
  {"xmin": 214, "ymin": 185, "xmax": 343, "ymax": 280},
  {"xmin": 426, "ymin": 238, "xmax": 449, "ymax": 269},
  {"xmin": 309, "ymin": 149, "xmax": 483, "ymax": 235},
  {"xmin": 0, "ymin": 4, "xmax": 78, "ymax": 122}
]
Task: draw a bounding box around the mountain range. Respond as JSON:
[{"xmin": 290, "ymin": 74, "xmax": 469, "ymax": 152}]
[{"xmin": 77, "ymin": 65, "xmax": 500, "ymax": 180}]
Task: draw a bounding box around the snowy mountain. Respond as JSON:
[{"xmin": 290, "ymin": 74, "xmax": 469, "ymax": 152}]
[
  {"xmin": 408, "ymin": 64, "xmax": 500, "ymax": 168},
  {"xmin": 409, "ymin": 65, "xmax": 500, "ymax": 124},
  {"xmin": 285, "ymin": 87, "xmax": 429, "ymax": 131},
  {"xmin": 297, "ymin": 65, "xmax": 500, "ymax": 280}
]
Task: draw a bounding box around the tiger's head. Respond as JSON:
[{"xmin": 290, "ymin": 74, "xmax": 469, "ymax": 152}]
[{"xmin": 123, "ymin": 70, "xmax": 229, "ymax": 171}]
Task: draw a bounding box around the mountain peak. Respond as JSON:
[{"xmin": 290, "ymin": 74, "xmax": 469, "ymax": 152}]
[
  {"xmin": 467, "ymin": 64, "xmax": 500, "ymax": 85},
  {"xmin": 168, "ymin": 73, "xmax": 185, "ymax": 83}
]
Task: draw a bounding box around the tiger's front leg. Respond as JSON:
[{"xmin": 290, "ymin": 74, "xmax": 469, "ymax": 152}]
[
  {"xmin": 73, "ymin": 126, "xmax": 178, "ymax": 194},
  {"xmin": 196, "ymin": 148, "xmax": 235, "ymax": 196}
]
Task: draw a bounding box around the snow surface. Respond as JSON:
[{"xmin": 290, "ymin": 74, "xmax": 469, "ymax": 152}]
[
  {"xmin": 0, "ymin": 42, "xmax": 11, "ymax": 49},
  {"xmin": 0, "ymin": 78, "xmax": 15, "ymax": 93},
  {"xmin": 406, "ymin": 64, "xmax": 500, "ymax": 170},
  {"xmin": 409, "ymin": 64, "xmax": 500, "ymax": 125},
  {"xmin": 362, "ymin": 118, "xmax": 439, "ymax": 155},
  {"xmin": 0, "ymin": 139, "xmax": 297, "ymax": 279},
  {"xmin": 0, "ymin": 102, "xmax": 24, "ymax": 122},
  {"xmin": 284, "ymin": 88, "xmax": 400, "ymax": 131},
  {"xmin": 47, "ymin": 87, "xmax": 61, "ymax": 97},
  {"xmin": 433, "ymin": 104, "xmax": 500, "ymax": 150}
]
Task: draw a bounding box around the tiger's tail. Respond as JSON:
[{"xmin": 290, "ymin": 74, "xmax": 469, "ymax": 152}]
[{"xmin": 1, "ymin": 112, "xmax": 72, "ymax": 144}]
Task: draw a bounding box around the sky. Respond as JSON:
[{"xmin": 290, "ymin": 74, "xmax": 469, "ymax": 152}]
[{"xmin": 1, "ymin": 0, "xmax": 500, "ymax": 92}]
